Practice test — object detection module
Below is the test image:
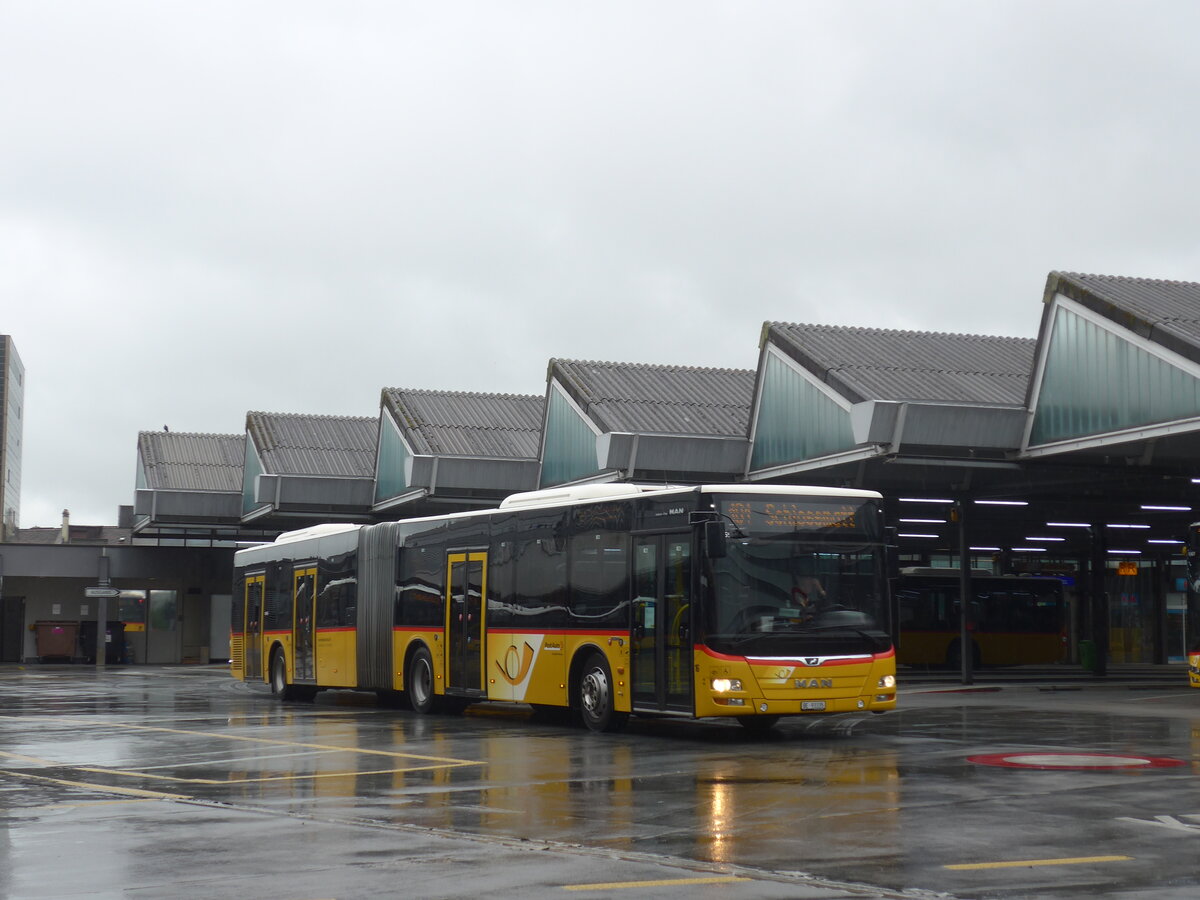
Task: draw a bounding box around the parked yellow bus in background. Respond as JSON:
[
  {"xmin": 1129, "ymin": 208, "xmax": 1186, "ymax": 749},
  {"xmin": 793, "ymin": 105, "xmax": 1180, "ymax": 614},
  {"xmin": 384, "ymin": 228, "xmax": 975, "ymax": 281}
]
[
  {"xmin": 231, "ymin": 484, "xmax": 897, "ymax": 733},
  {"xmin": 895, "ymin": 569, "xmax": 1066, "ymax": 668},
  {"xmin": 1184, "ymin": 522, "xmax": 1200, "ymax": 688}
]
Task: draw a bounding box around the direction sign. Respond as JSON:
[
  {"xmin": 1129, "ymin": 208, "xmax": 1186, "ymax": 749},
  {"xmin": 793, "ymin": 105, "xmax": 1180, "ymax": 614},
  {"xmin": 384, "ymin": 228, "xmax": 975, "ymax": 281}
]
[{"xmin": 84, "ymin": 587, "xmax": 120, "ymax": 599}]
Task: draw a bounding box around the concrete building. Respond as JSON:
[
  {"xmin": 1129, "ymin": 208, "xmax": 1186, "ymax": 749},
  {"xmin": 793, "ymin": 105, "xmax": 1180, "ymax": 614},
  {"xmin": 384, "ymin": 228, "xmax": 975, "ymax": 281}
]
[{"xmin": 0, "ymin": 335, "xmax": 24, "ymax": 539}]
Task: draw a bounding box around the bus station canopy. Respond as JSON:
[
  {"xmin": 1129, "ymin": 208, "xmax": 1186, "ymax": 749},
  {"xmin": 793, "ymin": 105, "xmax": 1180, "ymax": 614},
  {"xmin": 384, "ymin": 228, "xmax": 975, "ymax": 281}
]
[{"xmin": 129, "ymin": 270, "xmax": 1200, "ymax": 568}]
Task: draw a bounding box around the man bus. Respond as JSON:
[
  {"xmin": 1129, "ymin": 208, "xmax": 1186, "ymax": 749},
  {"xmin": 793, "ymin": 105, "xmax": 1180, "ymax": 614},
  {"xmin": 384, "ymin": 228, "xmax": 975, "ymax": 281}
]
[{"xmin": 231, "ymin": 483, "xmax": 896, "ymax": 732}]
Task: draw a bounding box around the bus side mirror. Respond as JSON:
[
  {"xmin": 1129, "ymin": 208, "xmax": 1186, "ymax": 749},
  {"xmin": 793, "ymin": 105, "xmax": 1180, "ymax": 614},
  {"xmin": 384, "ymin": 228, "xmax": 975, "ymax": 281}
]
[{"xmin": 705, "ymin": 521, "xmax": 727, "ymax": 558}]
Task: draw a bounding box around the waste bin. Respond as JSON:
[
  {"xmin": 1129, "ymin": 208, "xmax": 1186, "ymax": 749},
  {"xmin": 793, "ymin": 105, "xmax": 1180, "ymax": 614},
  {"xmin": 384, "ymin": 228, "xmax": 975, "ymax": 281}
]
[
  {"xmin": 1078, "ymin": 639, "xmax": 1097, "ymax": 672},
  {"xmin": 34, "ymin": 621, "xmax": 80, "ymax": 661},
  {"xmin": 78, "ymin": 621, "xmax": 127, "ymax": 664}
]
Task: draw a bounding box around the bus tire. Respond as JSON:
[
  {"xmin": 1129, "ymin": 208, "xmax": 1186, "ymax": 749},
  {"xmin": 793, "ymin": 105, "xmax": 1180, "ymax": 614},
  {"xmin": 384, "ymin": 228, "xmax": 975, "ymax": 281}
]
[
  {"xmin": 270, "ymin": 650, "xmax": 299, "ymax": 702},
  {"xmin": 577, "ymin": 652, "xmax": 627, "ymax": 734},
  {"xmin": 408, "ymin": 646, "xmax": 437, "ymax": 715}
]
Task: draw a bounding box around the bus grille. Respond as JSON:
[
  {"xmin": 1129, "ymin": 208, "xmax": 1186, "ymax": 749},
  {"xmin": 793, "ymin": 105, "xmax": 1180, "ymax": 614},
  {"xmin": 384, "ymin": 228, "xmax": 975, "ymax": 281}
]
[{"xmin": 230, "ymin": 634, "xmax": 244, "ymax": 673}]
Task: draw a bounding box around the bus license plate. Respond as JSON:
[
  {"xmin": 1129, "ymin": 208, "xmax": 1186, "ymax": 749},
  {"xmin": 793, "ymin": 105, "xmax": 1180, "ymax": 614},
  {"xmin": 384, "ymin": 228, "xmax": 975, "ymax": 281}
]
[{"xmin": 801, "ymin": 700, "xmax": 826, "ymax": 711}]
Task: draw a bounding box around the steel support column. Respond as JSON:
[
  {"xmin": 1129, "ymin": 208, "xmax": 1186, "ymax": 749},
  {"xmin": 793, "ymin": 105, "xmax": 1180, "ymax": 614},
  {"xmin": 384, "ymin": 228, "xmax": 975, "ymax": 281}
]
[
  {"xmin": 1089, "ymin": 526, "xmax": 1108, "ymax": 677},
  {"xmin": 956, "ymin": 499, "xmax": 973, "ymax": 685}
]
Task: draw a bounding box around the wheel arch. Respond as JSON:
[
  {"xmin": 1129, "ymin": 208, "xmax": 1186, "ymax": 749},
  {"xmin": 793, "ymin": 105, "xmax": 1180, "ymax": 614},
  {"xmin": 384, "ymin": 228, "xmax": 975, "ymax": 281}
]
[
  {"xmin": 402, "ymin": 638, "xmax": 435, "ymax": 694},
  {"xmin": 568, "ymin": 642, "xmax": 608, "ymax": 710}
]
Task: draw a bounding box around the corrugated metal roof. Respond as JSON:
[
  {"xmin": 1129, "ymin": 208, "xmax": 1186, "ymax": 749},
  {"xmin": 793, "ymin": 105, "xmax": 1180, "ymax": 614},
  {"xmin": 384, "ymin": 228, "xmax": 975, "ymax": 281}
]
[
  {"xmin": 245, "ymin": 412, "xmax": 378, "ymax": 477},
  {"xmin": 381, "ymin": 389, "xmax": 544, "ymax": 458},
  {"xmin": 1048, "ymin": 272, "xmax": 1200, "ymax": 358},
  {"xmin": 138, "ymin": 431, "xmax": 245, "ymax": 491},
  {"xmin": 766, "ymin": 323, "xmax": 1035, "ymax": 405},
  {"xmin": 550, "ymin": 359, "xmax": 755, "ymax": 436}
]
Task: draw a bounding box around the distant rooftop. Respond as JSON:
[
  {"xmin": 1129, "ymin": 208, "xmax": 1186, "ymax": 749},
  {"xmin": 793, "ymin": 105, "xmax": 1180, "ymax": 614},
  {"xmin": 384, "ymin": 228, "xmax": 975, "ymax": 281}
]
[
  {"xmin": 765, "ymin": 322, "xmax": 1036, "ymax": 406},
  {"xmin": 382, "ymin": 388, "xmax": 544, "ymax": 458},
  {"xmin": 9, "ymin": 523, "xmax": 131, "ymax": 546},
  {"xmin": 246, "ymin": 412, "xmax": 378, "ymax": 477},
  {"xmin": 551, "ymin": 359, "xmax": 755, "ymax": 436},
  {"xmin": 138, "ymin": 431, "xmax": 245, "ymax": 492}
]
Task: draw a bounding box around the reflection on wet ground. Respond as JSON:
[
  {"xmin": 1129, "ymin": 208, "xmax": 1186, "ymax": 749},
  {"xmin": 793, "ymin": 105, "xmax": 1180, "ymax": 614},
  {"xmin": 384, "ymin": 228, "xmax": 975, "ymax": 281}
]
[{"xmin": 1, "ymin": 667, "xmax": 1199, "ymax": 898}]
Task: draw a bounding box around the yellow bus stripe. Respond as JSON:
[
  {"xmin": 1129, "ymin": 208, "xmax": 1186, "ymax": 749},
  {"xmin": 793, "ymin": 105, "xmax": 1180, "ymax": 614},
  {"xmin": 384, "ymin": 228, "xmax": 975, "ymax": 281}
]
[
  {"xmin": 945, "ymin": 855, "xmax": 1133, "ymax": 870},
  {"xmin": 564, "ymin": 876, "xmax": 749, "ymax": 890}
]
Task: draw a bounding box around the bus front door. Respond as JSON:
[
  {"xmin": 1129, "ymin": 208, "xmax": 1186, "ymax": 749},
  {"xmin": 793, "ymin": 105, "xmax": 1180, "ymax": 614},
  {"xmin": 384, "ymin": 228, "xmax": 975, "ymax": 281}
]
[
  {"xmin": 632, "ymin": 534, "xmax": 693, "ymax": 713},
  {"xmin": 446, "ymin": 552, "xmax": 486, "ymax": 694},
  {"xmin": 293, "ymin": 567, "xmax": 316, "ymax": 683},
  {"xmin": 244, "ymin": 575, "xmax": 264, "ymax": 681}
]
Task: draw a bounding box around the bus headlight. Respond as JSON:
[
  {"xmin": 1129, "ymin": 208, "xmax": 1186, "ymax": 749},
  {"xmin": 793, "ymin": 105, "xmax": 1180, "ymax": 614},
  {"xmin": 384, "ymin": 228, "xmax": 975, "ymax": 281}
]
[
  {"xmin": 877, "ymin": 675, "xmax": 896, "ymax": 689},
  {"xmin": 712, "ymin": 678, "xmax": 742, "ymax": 693}
]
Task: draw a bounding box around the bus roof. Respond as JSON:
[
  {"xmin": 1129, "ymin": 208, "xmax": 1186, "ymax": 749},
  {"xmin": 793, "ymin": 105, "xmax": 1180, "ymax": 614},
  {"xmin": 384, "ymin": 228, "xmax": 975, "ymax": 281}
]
[{"xmin": 234, "ymin": 483, "xmax": 884, "ymax": 566}]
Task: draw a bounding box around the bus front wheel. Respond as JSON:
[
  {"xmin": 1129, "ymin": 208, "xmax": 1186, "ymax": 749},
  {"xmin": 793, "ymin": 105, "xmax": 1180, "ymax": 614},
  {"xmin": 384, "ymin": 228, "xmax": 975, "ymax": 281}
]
[
  {"xmin": 408, "ymin": 646, "xmax": 437, "ymax": 715},
  {"xmin": 577, "ymin": 653, "xmax": 627, "ymax": 734}
]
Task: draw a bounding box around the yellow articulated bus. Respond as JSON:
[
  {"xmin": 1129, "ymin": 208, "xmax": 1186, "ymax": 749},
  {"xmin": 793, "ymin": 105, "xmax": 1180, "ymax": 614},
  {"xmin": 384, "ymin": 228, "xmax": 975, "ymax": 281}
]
[{"xmin": 231, "ymin": 483, "xmax": 897, "ymax": 733}]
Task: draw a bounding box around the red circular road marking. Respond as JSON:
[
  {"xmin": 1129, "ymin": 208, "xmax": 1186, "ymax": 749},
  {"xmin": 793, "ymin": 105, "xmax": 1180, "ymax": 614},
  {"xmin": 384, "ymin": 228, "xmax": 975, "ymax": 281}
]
[{"xmin": 969, "ymin": 752, "xmax": 1187, "ymax": 770}]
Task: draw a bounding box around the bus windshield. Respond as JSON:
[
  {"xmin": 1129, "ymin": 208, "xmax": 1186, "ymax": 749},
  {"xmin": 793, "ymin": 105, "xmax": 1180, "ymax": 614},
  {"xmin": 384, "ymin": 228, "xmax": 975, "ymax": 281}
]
[{"xmin": 704, "ymin": 492, "xmax": 890, "ymax": 657}]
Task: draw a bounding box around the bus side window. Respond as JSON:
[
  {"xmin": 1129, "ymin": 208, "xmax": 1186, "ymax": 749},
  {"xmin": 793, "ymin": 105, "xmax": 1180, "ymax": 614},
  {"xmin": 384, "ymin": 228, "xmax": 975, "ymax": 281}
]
[
  {"xmin": 568, "ymin": 532, "xmax": 628, "ymax": 626},
  {"xmin": 396, "ymin": 547, "xmax": 443, "ymax": 627},
  {"xmin": 487, "ymin": 540, "xmax": 516, "ymax": 628},
  {"xmin": 512, "ymin": 536, "xmax": 569, "ymax": 629}
]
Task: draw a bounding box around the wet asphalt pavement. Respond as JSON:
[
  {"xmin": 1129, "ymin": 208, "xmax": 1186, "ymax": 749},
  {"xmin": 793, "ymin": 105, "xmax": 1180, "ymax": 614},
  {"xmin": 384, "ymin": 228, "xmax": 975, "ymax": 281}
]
[{"xmin": 1, "ymin": 665, "xmax": 1198, "ymax": 899}]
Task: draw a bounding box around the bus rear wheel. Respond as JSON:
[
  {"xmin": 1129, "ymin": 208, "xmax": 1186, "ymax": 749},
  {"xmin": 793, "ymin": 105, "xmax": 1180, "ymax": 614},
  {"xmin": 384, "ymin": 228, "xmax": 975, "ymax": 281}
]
[
  {"xmin": 577, "ymin": 653, "xmax": 627, "ymax": 734},
  {"xmin": 408, "ymin": 646, "xmax": 437, "ymax": 715},
  {"xmin": 270, "ymin": 651, "xmax": 309, "ymax": 702}
]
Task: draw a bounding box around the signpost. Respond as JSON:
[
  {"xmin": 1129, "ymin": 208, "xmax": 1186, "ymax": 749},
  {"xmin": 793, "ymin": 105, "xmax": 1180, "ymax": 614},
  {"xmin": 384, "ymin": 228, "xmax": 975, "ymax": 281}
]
[
  {"xmin": 86, "ymin": 587, "xmax": 118, "ymax": 667},
  {"xmin": 90, "ymin": 554, "xmax": 113, "ymax": 669}
]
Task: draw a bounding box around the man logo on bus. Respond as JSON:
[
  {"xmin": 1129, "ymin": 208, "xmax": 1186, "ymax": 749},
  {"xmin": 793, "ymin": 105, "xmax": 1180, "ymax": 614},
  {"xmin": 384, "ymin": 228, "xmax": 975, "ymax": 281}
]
[
  {"xmin": 804, "ymin": 657, "xmax": 821, "ymax": 666},
  {"xmin": 796, "ymin": 678, "xmax": 834, "ymax": 689},
  {"xmin": 497, "ymin": 641, "xmax": 536, "ymax": 685}
]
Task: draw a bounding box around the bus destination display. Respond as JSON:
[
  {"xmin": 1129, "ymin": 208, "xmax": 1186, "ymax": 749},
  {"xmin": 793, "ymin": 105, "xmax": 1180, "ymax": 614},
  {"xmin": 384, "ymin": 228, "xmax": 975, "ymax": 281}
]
[{"xmin": 722, "ymin": 499, "xmax": 865, "ymax": 533}]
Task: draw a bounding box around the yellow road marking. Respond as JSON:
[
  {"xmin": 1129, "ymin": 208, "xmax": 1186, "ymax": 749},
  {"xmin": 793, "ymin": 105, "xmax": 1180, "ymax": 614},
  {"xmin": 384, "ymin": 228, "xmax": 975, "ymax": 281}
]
[
  {"xmin": 564, "ymin": 876, "xmax": 749, "ymax": 891},
  {"xmin": 0, "ymin": 716, "xmax": 484, "ymax": 786},
  {"xmin": 0, "ymin": 716, "xmax": 479, "ymax": 766},
  {"xmin": 73, "ymin": 762, "xmax": 476, "ymax": 785},
  {"xmin": 945, "ymin": 855, "xmax": 1133, "ymax": 870},
  {"xmin": 0, "ymin": 743, "xmax": 469, "ymax": 786},
  {"xmin": 1, "ymin": 769, "xmax": 190, "ymax": 801},
  {"xmin": 0, "ymin": 751, "xmax": 59, "ymax": 765},
  {"xmin": 22, "ymin": 799, "xmax": 157, "ymax": 811}
]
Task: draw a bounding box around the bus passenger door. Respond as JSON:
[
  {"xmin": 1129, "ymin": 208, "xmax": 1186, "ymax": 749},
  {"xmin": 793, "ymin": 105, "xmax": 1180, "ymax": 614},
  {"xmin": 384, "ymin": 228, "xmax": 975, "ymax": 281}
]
[
  {"xmin": 293, "ymin": 567, "xmax": 316, "ymax": 683},
  {"xmin": 631, "ymin": 534, "xmax": 692, "ymax": 713},
  {"xmin": 446, "ymin": 552, "xmax": 486, "ymax": 693},
  {"xmin": 244, "ymin": 575, "xmax": 264, "ymax": 681}
]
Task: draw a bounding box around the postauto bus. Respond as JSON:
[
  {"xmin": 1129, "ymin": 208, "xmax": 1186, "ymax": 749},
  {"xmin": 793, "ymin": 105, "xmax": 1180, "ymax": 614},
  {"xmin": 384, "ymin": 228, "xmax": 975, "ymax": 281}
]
[
  {"xmin": 1186, "ymin": 522, "xmax": 1200, "ymax": 688},
  {"xmin": 231, "ymin": 484, "xmax": 897, "ymax": 733}
]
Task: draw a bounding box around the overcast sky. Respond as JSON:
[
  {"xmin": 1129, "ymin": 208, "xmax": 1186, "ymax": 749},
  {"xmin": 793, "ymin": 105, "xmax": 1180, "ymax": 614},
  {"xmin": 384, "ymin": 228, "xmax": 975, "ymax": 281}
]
[{"xmin": 4, "ymin": 1, "xmax": 1200, "ymax": 527}]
